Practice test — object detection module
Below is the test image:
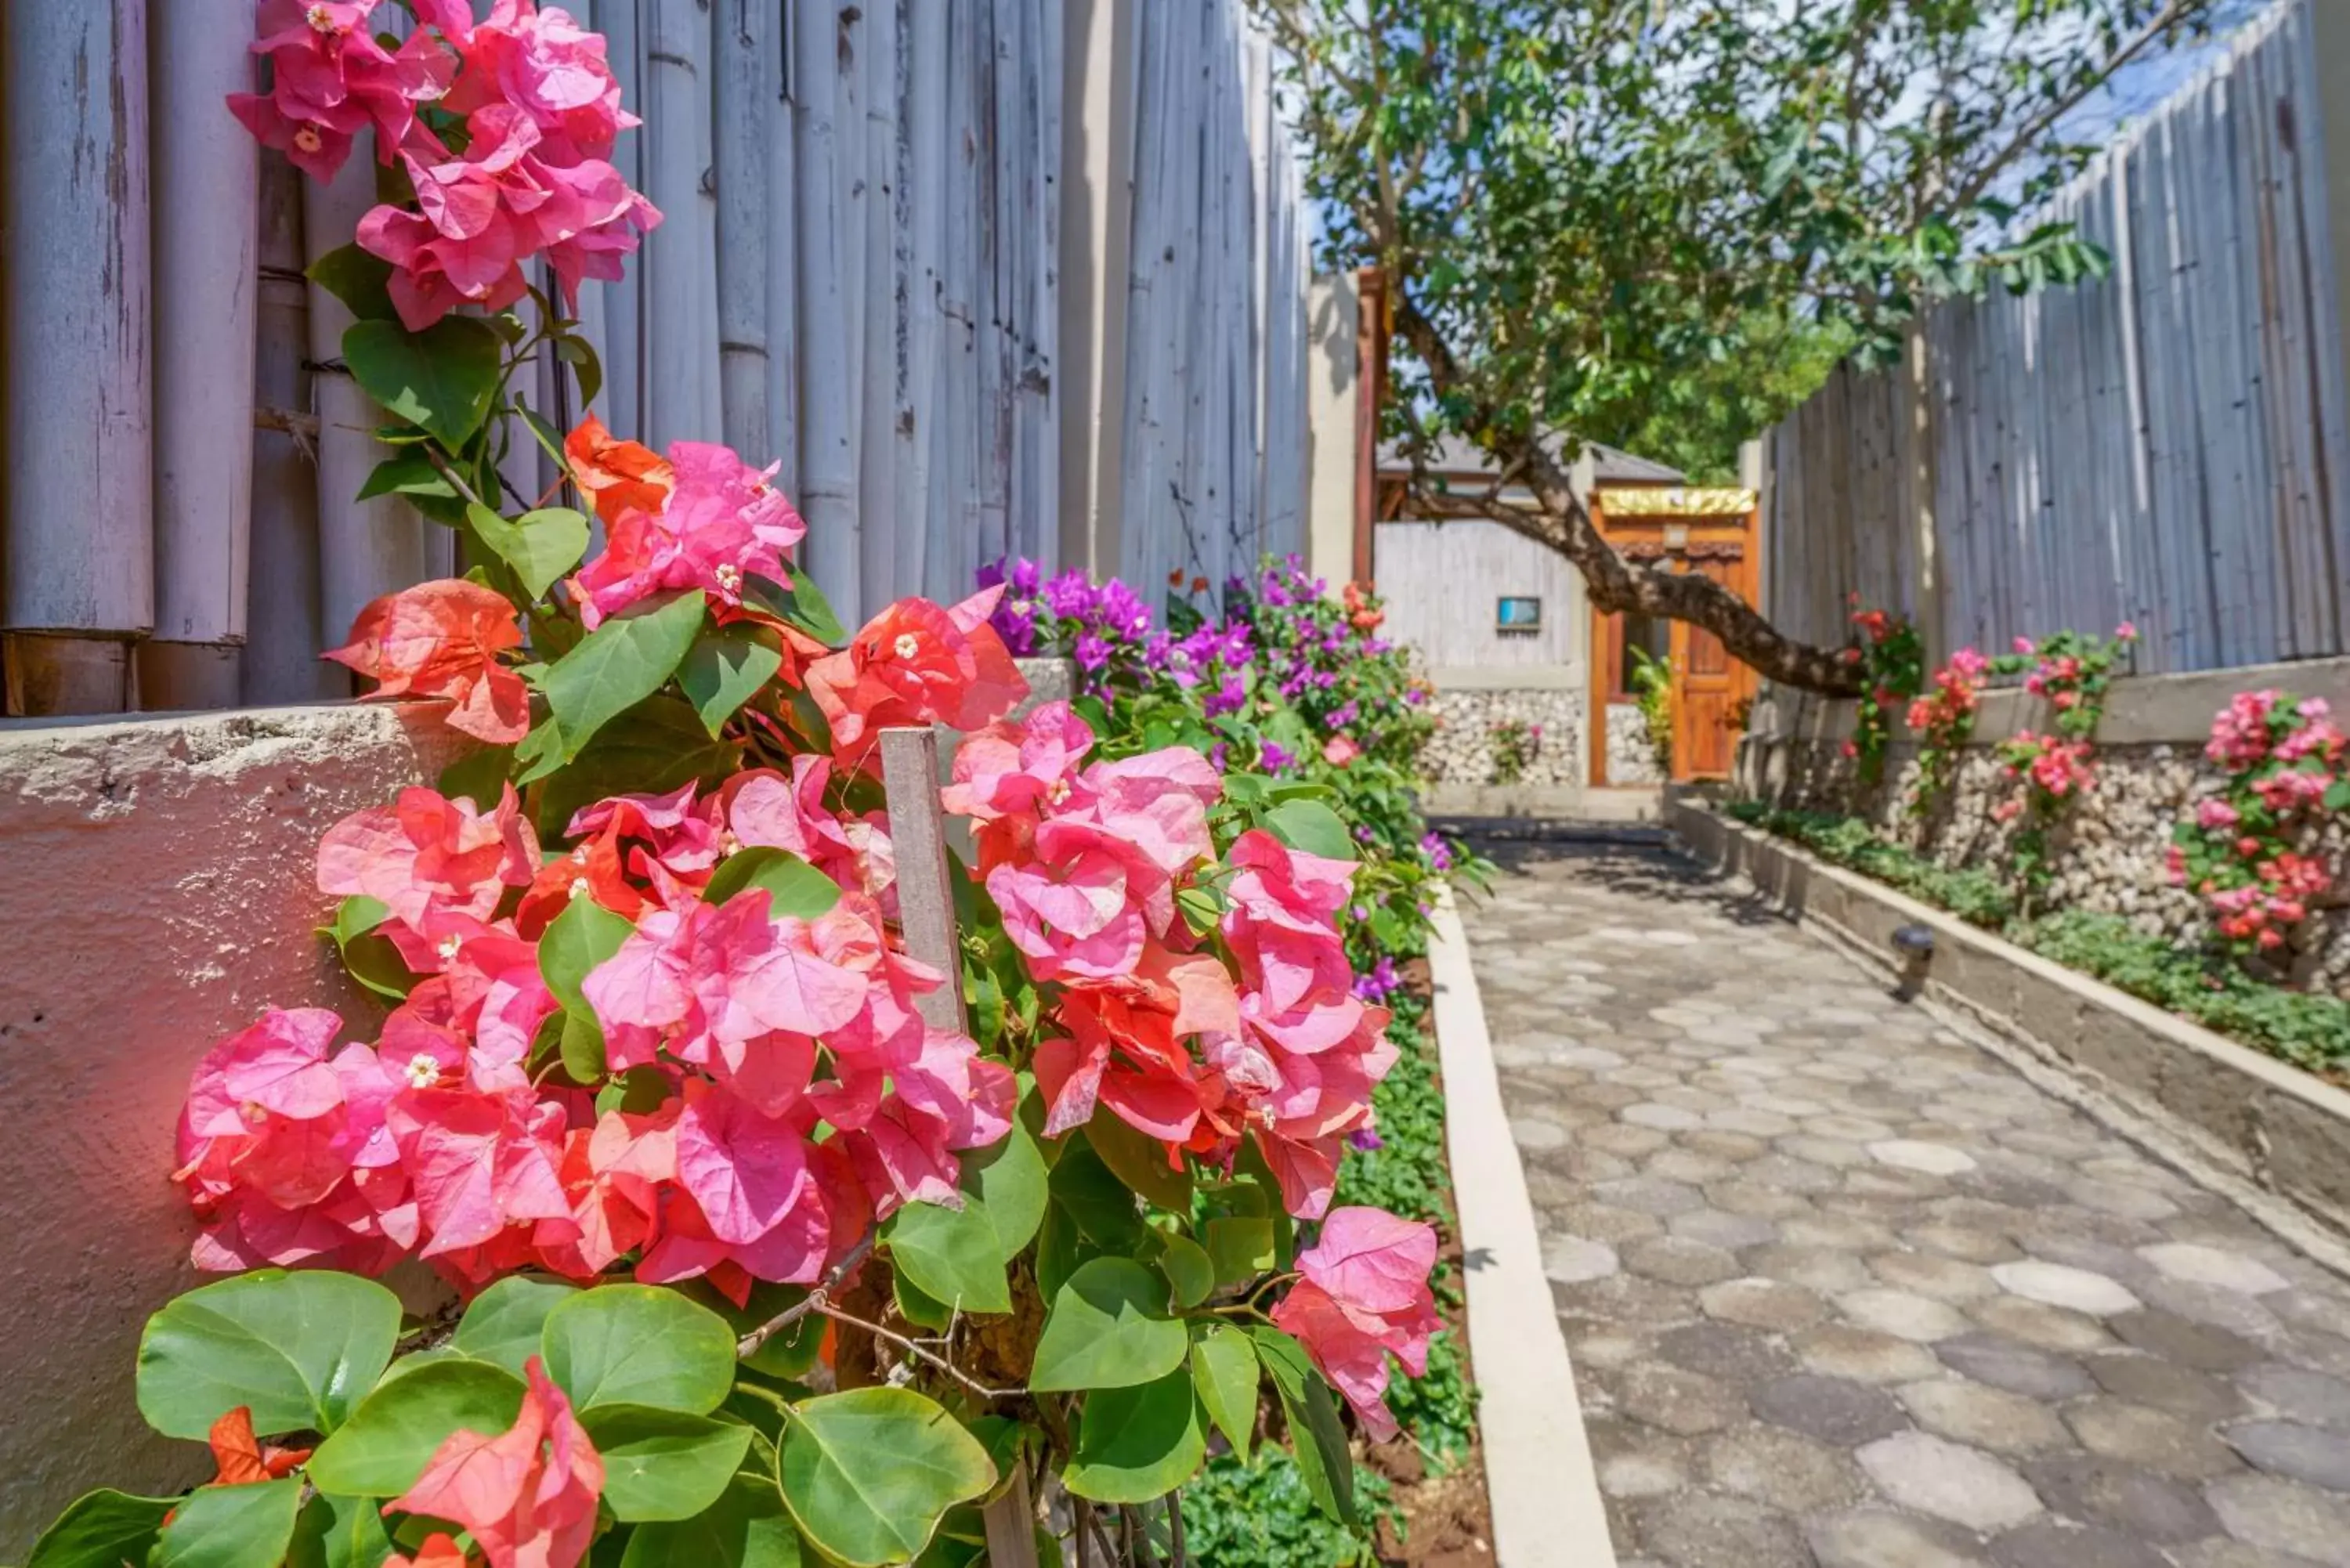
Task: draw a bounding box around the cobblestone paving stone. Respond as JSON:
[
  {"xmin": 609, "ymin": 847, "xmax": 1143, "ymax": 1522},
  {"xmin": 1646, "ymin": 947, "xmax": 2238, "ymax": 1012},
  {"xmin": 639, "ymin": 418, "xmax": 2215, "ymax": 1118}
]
[{"xmin": 1456, "ymin": 837, "xmax": 2350, "ymax": 1568}]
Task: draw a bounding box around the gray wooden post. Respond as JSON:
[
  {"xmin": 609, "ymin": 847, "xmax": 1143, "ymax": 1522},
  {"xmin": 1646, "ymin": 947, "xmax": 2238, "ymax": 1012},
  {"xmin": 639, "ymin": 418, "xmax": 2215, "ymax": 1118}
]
[{"xmin": 878, "ymin": 726, "xmax": 1042, "ymax": 1568}]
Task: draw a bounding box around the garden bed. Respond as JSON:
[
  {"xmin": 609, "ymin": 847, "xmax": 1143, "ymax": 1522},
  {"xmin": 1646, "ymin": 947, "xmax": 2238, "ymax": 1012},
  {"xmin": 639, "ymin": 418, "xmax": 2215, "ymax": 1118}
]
[{"xmin": 1672, "ymin": 796, "xmax": 2350, "ymax": 1252}]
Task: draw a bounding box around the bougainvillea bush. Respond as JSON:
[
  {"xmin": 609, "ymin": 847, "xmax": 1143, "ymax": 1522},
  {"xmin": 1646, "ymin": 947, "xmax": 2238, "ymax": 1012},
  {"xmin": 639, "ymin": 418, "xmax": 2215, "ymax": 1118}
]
[
  {"xmin": 19, "ymin": 8, "xmax": 1452, "ymax": 1566},
  {"xmin": 972, "ymin": 558, "xmax": 1488, "ymax": 1563},
  {"xmin": 2171, "ymin": 689, "xmax": 2349, "ymax": 965}
]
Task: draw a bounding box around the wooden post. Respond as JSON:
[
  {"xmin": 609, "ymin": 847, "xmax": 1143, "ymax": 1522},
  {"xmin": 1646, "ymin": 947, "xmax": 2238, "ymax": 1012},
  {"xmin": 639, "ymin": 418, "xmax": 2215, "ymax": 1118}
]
[{"xmin": 877, "ymin": 725, "xmax": 1042, "ymax": 1567}]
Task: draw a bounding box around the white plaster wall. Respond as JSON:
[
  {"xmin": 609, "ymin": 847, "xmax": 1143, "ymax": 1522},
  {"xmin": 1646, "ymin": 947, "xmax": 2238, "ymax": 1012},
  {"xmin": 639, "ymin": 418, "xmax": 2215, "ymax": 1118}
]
[{"xmin": 0, "ymin": 704, "xmax": 462, "ymax": 1551}]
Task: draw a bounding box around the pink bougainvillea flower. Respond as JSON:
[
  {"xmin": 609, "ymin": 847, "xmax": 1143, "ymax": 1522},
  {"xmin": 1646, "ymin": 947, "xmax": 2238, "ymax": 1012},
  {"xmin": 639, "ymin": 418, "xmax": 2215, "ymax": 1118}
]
[
  {"xmin": 1322, "ymin": 735, "xmax": 1361, "ymax": 766},
  {"xmin": 723, "ymin": 757, "xmax": 895, "ymax": 901},
  {"xmin": 388, "ymin": 1357, "xmax": 603, "ymax": 1568},
  {"xmin": 942, "ymin": 699, "xmax": 1097, "ymax": 826},
  {"xmin": 564, "ymin": 414, "xmax": 674, "ymax": 527},
  {"xmin": 1269, "ymin": 1205, "xmax": 1440, "ymax": 1442},
  {"xmin": 566, "ymin": 435, "xmax": 804, "ymax": 627},
  {"xmin": 204, "ymin": 1407, "xmax": 313, "ymax": 1487},
  {"xmin": 228, "ymin": 0, "xmax": 454, "ymax": 183},
  {"xmin": 386, "ymin": 1536, "xmax": 474, "ymax": 1568},
  {"xmin": 804, "ymin": 588, "xmax": 1029, "ymax": 774},
  {"xmin": 324, "ymin": 579, "xmax": 530, "ymax": 743},
  {"xmin": 386, "ymin": 1082, "xmax": 574, "ymax": 1259},
  {"xmin": 415, "ymin": 0, "xmax": 638, "ymax": 164},
  {"xmin": 318, "ymin": 784, "xmax": 540, "ymax": 931}
]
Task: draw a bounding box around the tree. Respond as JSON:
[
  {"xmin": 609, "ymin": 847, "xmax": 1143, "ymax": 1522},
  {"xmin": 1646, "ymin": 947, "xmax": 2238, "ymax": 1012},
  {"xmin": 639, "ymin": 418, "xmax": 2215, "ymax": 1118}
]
[{"xmin": 1260, "ymin": 0, "xmax": 2215, "ymax": 693}]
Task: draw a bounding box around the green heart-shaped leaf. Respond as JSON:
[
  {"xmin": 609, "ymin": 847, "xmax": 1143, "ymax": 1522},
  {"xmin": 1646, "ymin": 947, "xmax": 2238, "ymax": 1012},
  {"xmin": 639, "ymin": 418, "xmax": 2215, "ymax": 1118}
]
[
  {"xmin": 468, "ymin": 504, "xmax": 591, "ymax": 602},
  {"xmin": 1204, "ymin": 1216, "xmax": 1275, "ymax": 1284},
  {"xmin": 1158, "ymin": 1233, "xmax": 1214, "ymax": 1309},
  {"xmin": 619, "ymin": 1475, "xmax": 804, "ymax": 1566},
  {"xmin": 152, "ymin": 1479, "xmax": 302, "ymax": 1568},
  {"xmin": 342, "ymin": 316, "xmax": 503, "ymax": 447},
  {"xmin": 1047, "ymin": 1140, "xmax": 1147, "ymax": 1252},
  {"xmin": 960, "ymin": 1121, "xmax": 1047, "ymax": 1262},
  {"xmin": 542, "ymin": 1284, "xmax": 738, "ymax": 1415},
  {"xmin": 287, "ymin": 1491, "xmax": 394, "ymax": 1568},
  {"xmin": 1029, "ymin": 1258, "xmax": 1188, "ymax": 1393},
  {"xmin": 454, "ymin": 1276, "xmax": 580, "ymax": 1378},
  {"xmin": 1062, "ymin": 1371, "xmax": 1206, "ymax": 1504},
  {"xmin": 581, "ymin": 1407, "xmax": 754, "ymax": 1521},
  {"xmin": 701, "ymin": 848, "xmax": 842, "ymax": 917},
  {"xmin": 306, "ymin": 244, "xmax": 397, "ymax": 323},
  {"xmin": 1189, "ymin": 1324, "xmax": 1260, "ymax": 1463},
  {"xmin": 1248, "ymin": 1327, "xmax": 1357, "ymax": 1526},
  {"xmin": 138, "ymin": 1271, "xmax": 403, "ymax": 1440},
  {"xmin": 525, "ymin": 591, "xmax": 708, "ymax": 772},
  {"xmin": 680, "ymin": 625, "xmax": 786, "ymax": 736},
  {"xmin": 884, "ymin": 1198, "xmax": 1013, "ymax": 1315},
  {"xmin": 776, "ymin": 1389, "xmax": 995, "ymax": 1567},
  {"xmin": 21, "ymin": 1490, "xmax": 173, "ymax": 1568},
  {"xmin": 305, "ymin": 1358, "xmax": 526, "ymax": 1498},
  {"xmin": 1261, "ymin": 798, "xmax": 1355, "ymax": 861},
  {"xmin": 1083, "ymin": 1112, "xmax": 1193, "ymax": 1212}
]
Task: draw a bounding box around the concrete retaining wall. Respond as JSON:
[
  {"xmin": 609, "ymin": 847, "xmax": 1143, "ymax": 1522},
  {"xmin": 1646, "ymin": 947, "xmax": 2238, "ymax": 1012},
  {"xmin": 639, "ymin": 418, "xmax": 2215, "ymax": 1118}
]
[
  {"xmin": 0, "ymin": 705, "xmax": 466, "ymax": 1546},
  {"xmin": 1739, "ymin": 656, "xmax": 2350, "ymax": 992},
  {"xmin": 1670, "ymin": 797, "xmax": 2350, "ymax": 1264}
]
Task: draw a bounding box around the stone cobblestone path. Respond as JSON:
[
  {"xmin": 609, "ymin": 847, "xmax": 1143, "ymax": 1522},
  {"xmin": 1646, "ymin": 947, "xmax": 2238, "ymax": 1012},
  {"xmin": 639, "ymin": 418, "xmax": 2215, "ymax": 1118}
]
[{"xmin": 1458, "ymin": 834, "xmax": 2350, "ymax": 1568}]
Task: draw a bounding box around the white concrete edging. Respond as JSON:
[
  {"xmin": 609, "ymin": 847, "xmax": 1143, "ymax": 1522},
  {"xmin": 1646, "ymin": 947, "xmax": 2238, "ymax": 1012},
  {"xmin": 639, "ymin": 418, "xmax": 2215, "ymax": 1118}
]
[{"xmin": 1429, "ymin": 884, "xmax": 1618, "ymax": 1568}]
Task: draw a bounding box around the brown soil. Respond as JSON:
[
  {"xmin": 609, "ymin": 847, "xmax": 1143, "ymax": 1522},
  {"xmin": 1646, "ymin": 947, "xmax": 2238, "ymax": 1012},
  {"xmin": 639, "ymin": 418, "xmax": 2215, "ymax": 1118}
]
[{"xmin": 1369, "ymin": 962, "xmax": 1497, "ymax": 1568}]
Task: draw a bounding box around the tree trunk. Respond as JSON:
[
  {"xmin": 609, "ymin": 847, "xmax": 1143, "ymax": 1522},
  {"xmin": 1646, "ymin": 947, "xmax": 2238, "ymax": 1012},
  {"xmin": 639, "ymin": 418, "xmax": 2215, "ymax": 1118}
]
[{"xmin": 1388, "ymin": 294, "xmax": 1866, "ymax": 699}]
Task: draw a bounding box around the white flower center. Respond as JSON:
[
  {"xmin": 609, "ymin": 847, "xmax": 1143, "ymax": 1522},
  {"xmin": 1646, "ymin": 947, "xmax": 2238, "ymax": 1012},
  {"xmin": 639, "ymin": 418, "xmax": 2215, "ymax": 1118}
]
[
  {"xmin": 714, "ymin": 563, "xmax": 743, "ymax": 593},
  {"xmin": 568, "ymin": 876, "xmax": 591, "ymax": 901},
  {"xmin": 436, "ymin": 933, "xmax": 463, "ymax": 962},
  {"xmin": 892, "ymin": 633, "xmax": 921, "ymax": 660},
  {"xmin": 1047, "ymin": 779, "xmax": 1072, "ymax": 806},
  {"xmin": 293, "ymin": 126, "xmax": 324, "ymax": 154},
  {"xmin": 244, "ymin": 1104, "xmax": 269, "ymax": 1124},
  {"xmin": 403, "ymin": 1053, "xmax": 443, "ymax": 1090},
  {"xmin": 306, "ymin": 4, "xmax": 339, "ymax": 32}
]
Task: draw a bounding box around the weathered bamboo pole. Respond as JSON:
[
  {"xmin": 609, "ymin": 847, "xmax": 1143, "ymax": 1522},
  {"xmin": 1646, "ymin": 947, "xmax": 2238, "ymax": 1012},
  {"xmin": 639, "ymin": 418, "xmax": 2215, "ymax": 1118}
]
[
  {"xmin": 1056, "ymin": 0, "xmax": 1138, "ymax": 580},
  {"xmin": 143, "ymin": 0, "xmax": 260, "ymax": 710},
  {"xmin": 763, "ymin": 9, "xmax": 799, "ymax": 493},
  {"xmin": 308, "ymin": 136, "xmax": 428, "ymax": 649},
  {"xmin": 243, "ymin": 154, "xmax": 340, "ymax": 704},
  {"xmin": 643, "ymin": 0, "xmax": 721, "ymax": 448},
  {"xmin": 3, "ymin": 0, "xmax": 155, "ymax": 714},
  {"xmin": 794, "ymin": 0, "xmax": 862, "ymax": 612},
  {"xmin": 597, "ymin": 0, "xmax": 645, "ymax": 441},
  {"xmin": 852, "ymin": 0, "xmax": 902, "ymax": 616},
  {"xmin": 877, "ymin": 726, "xmax": 1043, "ymax": 1568},
  {"xmin": 713, "ymin": 0, "xmax": 771, "ymax": 457},
  {"xmin": 896, "ymin": 0, "xmax": 949, "ymax": 599}
]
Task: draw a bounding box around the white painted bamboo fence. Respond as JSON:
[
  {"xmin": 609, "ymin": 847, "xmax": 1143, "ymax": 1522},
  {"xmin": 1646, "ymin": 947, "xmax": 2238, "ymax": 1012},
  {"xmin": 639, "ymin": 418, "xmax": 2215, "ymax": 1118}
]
[
  {"xmin": 1762, "ymin": 0, "xmax": 2350, "ymax": 675},
  {"xmin": 0, "ymin": 0, "xmax": 1317, "ymax": 715}
]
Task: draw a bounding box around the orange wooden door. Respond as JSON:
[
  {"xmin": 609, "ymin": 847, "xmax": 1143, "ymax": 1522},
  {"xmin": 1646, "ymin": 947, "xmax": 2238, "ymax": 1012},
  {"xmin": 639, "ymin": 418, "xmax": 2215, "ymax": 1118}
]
[{"xmin": 1668, "ymin": 545, "xmax": 1758, "ymax": 779}]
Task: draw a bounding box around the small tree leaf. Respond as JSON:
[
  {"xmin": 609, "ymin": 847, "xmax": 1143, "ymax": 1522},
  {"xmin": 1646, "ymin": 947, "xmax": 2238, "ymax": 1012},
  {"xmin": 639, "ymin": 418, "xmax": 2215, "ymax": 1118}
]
[
  {"xmin": 681, "ymin": 625, "xmax": 786, "ymax": 736},
  {"xmin": 960, "ymin": 1120, "xmax": 1047, "ymax": 1262},
  {"xmin": 454, "ymin": 1276, "xmax": 580, "ymax": 1377},
  {"xmin": 530, "ymin": 694, "xmax": 742, "ymax": 839},
  {"xmin": 776, "ymin": 1389, "xmax": 995, "ymax": 1568},
  {"xmin": 306, "ymin": 243, "xmax": 397, "ymax": 323},
  {"xmin": 744, "ymin": 573, "xmax": 845, "ymax": 645},
  {"xmin": 1261, "ymin": 799, "xmax": 1355, "ymax": 861},
  {"xmin": 1203, "ymin": 1216, "xmax": 1275, "ymax": 1285},
  {"xmin": 580, "ymin": 1407, "xmax": 754, "ymax": 1521},
  {"xmin": 138, "ymin": 1271, "xmax": 404, "ymax": 1440},
  {"xmin": 1083, "ymin": 1111, "xmax": 1193, "ymax": 1212},
  {"xmin": 1029, "ymin": 1258, "xmax": 1188, "ymax": 1393},
  {"xmin": 342, "ymin": 316, "xmax": 504, "ymax": 448},
  {"xmin": 1157, "ymin": 1232, "xmax": 1214, "ymax": 1309},
  {"xmin": 467, "ymin": 503, "xmax": 591, "ymax": 602},
  {"xmin": 287, "ymin": 1491, "xmax": 395, "ymax": 1568},
  {"xmin": 529, "ymin": 590, "xmax": 707, "ymax": 768},
  {"xmin": 884, "ymin": 1198, "xmax": 1014, "ymax": 1314},
  {"xmin": 152, "ymin": 1479, "xmax": 302, "ymax": 1568},
  {"xmin": 1247, "ymin": 1327, "xmax": 1357, "ymax": 1526},
  {"xmin": 1047, "ymin": 1138, "xmax": 1147, "ymax": 1252},
  {"xmin": 619, "ymin": 1475, "xmax": 804, "ymax": 1566},
  {"xmin": 553, "ymin": 332, "xmax": 605, "ymax": 410},
  {"xmin": 20, "ymin": 1490, "xmax": 174, "ymax": 1568},
  {"xmin": 701, "ymin": 847, "xmax": 842, "ymax": 916},
  {"xmin": 541, "ymin": 1284, "xmax": 738, "ymax": 1414},
  {"xmin": 1189, "ymin": 1324, "xmax": 1260, "ymax": 1463},
  {"xmin": 1062, "ymin": 1371, "xmax": 1206, "ymax": 1504},
  {"xmin": 304, "ymin": 1359, "xmax": 527, "ymax": 1498}
]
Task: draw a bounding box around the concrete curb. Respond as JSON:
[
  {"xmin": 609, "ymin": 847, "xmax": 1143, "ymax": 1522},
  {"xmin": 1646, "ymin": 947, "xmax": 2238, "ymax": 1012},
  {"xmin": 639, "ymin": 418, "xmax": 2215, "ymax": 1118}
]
[
  {"xmin": 1430, "ymin": 885, "xmax": 1618, "ymax": 1568},
  {"xmin": 1667, "ymin": 799, "xmax": 2350, "ymax": 1277}
]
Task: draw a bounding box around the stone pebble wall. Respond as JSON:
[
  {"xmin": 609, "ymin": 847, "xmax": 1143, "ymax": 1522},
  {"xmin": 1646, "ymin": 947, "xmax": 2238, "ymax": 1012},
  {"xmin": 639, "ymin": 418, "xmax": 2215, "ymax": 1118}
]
[
  {"xmin": 1746, "ymin": 733, "xmax": 2350, "ymax": 994},
  {"xmin": 1603, "ymin": 701, "xmax": 1667, "ymax": 786},
  {"xmin": 1422, "ymin": 688, "xmax": 1586, "ymax": 786}
]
